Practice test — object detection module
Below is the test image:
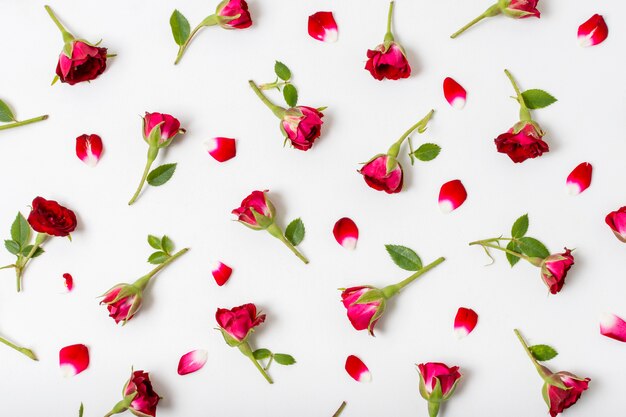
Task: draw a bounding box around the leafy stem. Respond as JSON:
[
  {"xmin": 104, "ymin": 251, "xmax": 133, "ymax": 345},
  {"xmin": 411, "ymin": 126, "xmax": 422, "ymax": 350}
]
[
  {"xmin": 15, "ymin": 233, "xmax": 48, "ymax": 292},
  {"xmin": 266, "ymin": 223, "xmax": 309, "ymax": 264},
  {"xmin": 174, "ymin": 15, "xmax": 218, "ymax": 65},
  {"xmin": 504, "ymin": 69, "xmax": 532, "ymax": 121},
  {"xmin": 0, "ymin": 115, "xmax": 48, "ymax": 131},
  {"xmin": 128, "ymin": 146, "xmax": 159, "ymax": 205},
  {"xmin": 44, "ymin": 5, "xmax": 74, "ymax": 44},
  {"xmin": 238, "ymin": 342, "xmax": 274, "ymax": 384},
  {"xmin": 0, "ymin": 335, "xmax": 37, "ymax": 361},
  {"xmin": 381, "ymin": 256, "xmax": 445, "ymax": 298},
  {"xmin": 248, "ymin": 81, "xmax": 286, "ymax": 119},
  {"xmin": 387, "ymin": 109, "xmax": 434, "ymax": 158},
  {"xmin": 134, "ymin": 247, "xmax": 189, "ymax": 291}
]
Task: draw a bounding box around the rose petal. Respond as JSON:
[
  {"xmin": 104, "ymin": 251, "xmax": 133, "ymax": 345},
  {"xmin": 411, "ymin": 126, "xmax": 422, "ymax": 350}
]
[
  {"xmin": 59, "ymin": 344, "xmax": 89, "ymax": 377},
  {"xmin": 566, "ymin": 162, "xmax": 593, "ymax": 195},
  {"xmin": 345, "ymin": 355, "xmax": 371, "ymax": 382},
  {"xmin": 333, "ymin": 217, "xmax": 359, "ymax": 250},
  {"xmin": 205, "ymin": 137, "xmax": 236, "ymax": 162},
  {"xmin": 308, "ymin": 11, "xmax": 338, "ymax": 43},
  {"xmin": 63, "ymin": 273, "xmax": 74, "ymax": 292},
  {"xmin": 578, "ymin": 14, "xmax": 608, "ymax": 47},
  {"xmin": 443, "ymin": 77, "xmax": 467, "ymax": 110},
  {"xmin": 600, "ymin": 313, "xmax": 626, "ymax": 342},
  {"xmin": 212, "ymin": 262, "xmax": 233, "ymax": 286},
  {"xmin": 454, "ymin": 307, "xmax": 478, "ymax": 338},
  {"xmin": 75, "ymin": 134, "xmax": 103, "ymax": 167},
  {"xmin": 178, "ymin": 349, "xmax": 208, "ymax": 375},
  {"xmin": 439, "ymin": 180, "xmax": 467, "ymax": 213}
]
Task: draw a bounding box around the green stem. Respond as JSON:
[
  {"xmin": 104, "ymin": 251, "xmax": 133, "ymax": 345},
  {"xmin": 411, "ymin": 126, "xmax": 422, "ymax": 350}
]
[
  {"xmin": 134, "ymin": 248, "xmax": 189, "ymax": 291},
  {"xmin": 264, "ymin": 354, "xmax": 274, "ymax": 371},
  {"xmin": 387, "ymin": 109, "xmax": 434, "ymax": 158},
  {"xmin": 266, "ymin": 223, "xmax": 309, "ymax": 264},
  {"xmin": 238, "ymin": 342, "xmax": 274, "ymax": 384},
  {"xmin": 382, "ymin": 256, "xmax": 445, "ymax": 298},
  {"xmin": 384, "ymin": 1, "xmax": 395, "ymax": 42},
  {"xmin": 504, "ymin": 69, "xmax": 531, "ymax": 121},
  {"xmin": 428, "ymin": 400, "xmax": 441, "ymax": 417},
  {"xmin": 259, "ymin": 81, "xmax": 289, "ymax": 91},
  {"xmin": 0, "ymin": 115, "xmax": 48, "ymax": 131},
  {"xmin": 0, "ymin": 335, "xmax": 38, "ymax": 361},
  {"xmin": 128, "ymin": 146, "xmax": 158, "ymax": 205},
  {"xmin": 174, "ymin": 15, "xmax": 219, "ymax": 64},
  {"xmin": 248, "ymin": 80, "xmax": 286, "ymax": 119},
  {"xmin": 332, "ymin": 402, "xmax": 347, "ymax": 417},
  {"xmin": 469, "ymin": 240, "xmax": 538, "ymax": 264},
  {"xmin": 44, "ymin": 5, "xmax": 74, "ymax": 44},
  {"xmin": 514, "ymin": 329, "xmax": 550, "ymax": 378},
  {"xmin": 16, "ymin": 233, "xmax": 48, "ymax": 292},
  {"xmin": 103, "ymin": 393, "xmax": 137, "ymax": 417},
  {"xmin": 450, "ymin": 4, "xmax": 500, "ymax": 39}
]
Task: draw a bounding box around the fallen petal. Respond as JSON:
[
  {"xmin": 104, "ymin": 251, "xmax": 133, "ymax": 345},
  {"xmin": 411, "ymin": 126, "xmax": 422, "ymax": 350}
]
[
  {"xmin": 600, "ymin": 313, "xmax": 626, "ymax": 342},
  {"xmin": 439, "ymin": 179, "xmax": 467, "ymax": 213},
  {"xmin": 59, "ymin": 344, "xmax": 89, "ymax": 377},
  {"xmin": 566, "ymin": 162, "xmax": 592, "ymax": 195},
  {"xmin": 75, "ymin": 134, "xmax": 103, "ymax": 167},
  {"xmin": 333, "ymin": 217, "xmax": 359, "ymax": 250},
  {"xmin": 205, "ymin": 137, "xmax": 236, "ymax": 162},
  {"xmin": 212, "ymin": 262, "xmax": 233, "ymax": 286},
  {"xmin": 443, "ymin": 77, "xmax": 467, "ymax": 110},
  {"xmin": 578, "ymin": 14, "xmax": 608, "ymax": 47},
  {"xmin": 178, "ymin": 349, "xmax": 208, "ymax": 375},
  {"xmin": 454, "ymin": 307, "xmax": 478, "ymax": 338},
  {"xmin": 308, "ymin": 11, "xmax": 338, "ymax": 43},
  {"xmin": 345, "ymin": 355, "xmax": 371, "ymax": 382},
  {"xmin": 63, "ymin": 273, "xmax": 74, "ymax": 292}
]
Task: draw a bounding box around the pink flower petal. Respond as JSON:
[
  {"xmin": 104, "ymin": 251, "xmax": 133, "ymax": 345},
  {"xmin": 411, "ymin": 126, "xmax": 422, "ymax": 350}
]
[
  {"xmin": 75, "ymin": 134, "xmax": 103, "ymax": 167},
  {"xmin": 566, "ymin": 162, "xmax": 593, "ymax": 195},
  {"xmin": 578, "ymin": 14, "xmax": 608, "ymax": 47},
  {"xmin": 178, "ymin": 349, "xmax": 208, "ymax": 375},
  {"xmin": 205, "ymin": 137, "xmax": 236, "ymax": 162},
  {"xmin": 212, "ymin": 262, "xmax": 233, "ymax": 286},
  {"xmin": 443, "ymin": 77, "xmax": 467, "ymax": 110},
  {"xmin": 63, "ymin": 273, "xmax": 74, "ymax": 292},
  {"xmin": 600, "ymin": 313, "xmax": 626, "ymax": 342},
  {"xmin": 308, "ymin": 11, "xmax": 338, "ymax": 43},
  {"xmin": 439, "ymin": 179, "xmax": 467, "ymax": 213},
  {"xmin": 454, "ymin": 307, "xmax": 478, "ymax": 338},
  {"xmin": 59, "ymin": 344, "xmax": 89, "ymax": 377},
  {"xmin": 333, "ymin": 217, "xmax": 359, "ymax": 250},
  {"xmin": 345, "ymin": 355, "xmax": 371, "ymax": 382}
]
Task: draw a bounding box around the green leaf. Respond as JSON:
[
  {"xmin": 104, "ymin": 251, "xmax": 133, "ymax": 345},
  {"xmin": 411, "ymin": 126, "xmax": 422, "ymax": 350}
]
[
  {"xmin": 518, "ymin": 237, "xmax": 550, "ymax": 259},
  {"xmin": 529, "ymin": 344, "xmax": 558, "ymax": 361},
  {"xmin": 385, "ymin": 244, "xmax": 422, "ymax": 271},
  {"xmin": 170, "ymin": 10, "xmax": 191, "ymax": 46},
  {"xmin": 412, "ymin": 143, "xmax": 441, "ymax": 162},
  {"xmin": 10, "ymin": 213, "xmax": 30, "ymax": 247},
  {"xmin": 273, "ymin": 353, "xmax": 296, "ymax": 365},
  {"xmin": 20, "ymin": 245, "xmax": 44, "ymax": 258},
  {"xmin": 79, "ymin": 403, "xmax": 84, "ymax": 417},
  {"xmin": 0, "ymin": 99, "xmax": 16, "ymax": 122},
  {"xmin": 511, "ymin": 214, "xmax": 529, "ymax": 238},
  {"xmin": 4, "ymin": 240, "xmax": 20, "ymax": 255},
  {"xmin": 147, "ymin": 163, "xmax": 177, "ymax": 186},
  {"xmin": 147, "ymin": 235, "xmax": 162, "ymax": 250},
  {"xmin": 161, "ymin": 235, "xmax": 174, "ymax": 254},
  {"xmin": 283, "ymin": 84, "xmax": 298, "ymax": 107},
  {"xmin": 253, "ymin": 348, "xmax": 272, "ymax": 360},
  {"xmin": 274, "ymin": 61, "xmax": 291, "ymax": 81},
  {"xmin": 285, "ymin": 218, "xmax": 305, "ymax": 246},
  {"xmin": 148, "ymin": 251, "xmax": 169, "ymax": 264},
  {"xmin": 521, "ymin": 89, "xmax": 557, "ymax": 109},
  {"xmin": 506, "ymin": 241, "xmax": 521, "ymax": 267}
]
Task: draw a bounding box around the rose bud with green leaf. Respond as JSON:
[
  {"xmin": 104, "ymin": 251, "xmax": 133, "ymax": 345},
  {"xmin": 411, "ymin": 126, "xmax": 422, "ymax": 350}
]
[
  {"xmin": 171, "ymin": 0, "xmax": 252, "ymax": 65},
  {"xmin": 45, "ymin": 5, "xmax": 114, "ymax": 85},
  {"xmin": 365, "ymin": 1, "xmax": 411, "ymax": 81},
  {"xmin": 2, "ymin": 197, "xmax": 77, "ymax": 292},
  {"xmin": 359, "ymin": 109, "xmax": 438, "ymax": 194},
  {"xmin": 469, "ymin": 214, "xmax": 575, "ymax": 294},
  {"xmin": 494, "ymin": 70, "xmax": 556, "ymax": 163},
  {"xmin": 340, "ymin": 245, "xmax": 445, "ymax": 335},
  {"xmin": 128, "ymin": 112, "xmax": 186, "ymax": 205},
  {"xmin": 514, "ymin": 329, "xmax": 590, "ymax": 417},
  {"xmin": 0, "ymin": 98, "xmax": 47, "ymax": 132},
  {"xmin": 105, "ymin": 369, "xmax": 161, "ymax": 417},
  {"xmin": 417, "ymin": 362, "xmax": 462, "ymax": 417},
  {"xmin": 451, "ymin": 0, "xmax": 540, "ymax": 39},
  {"xmin": 99, "ymin": 235, "xmax": 189, "ymax": 324},
  {"xmin": 232, "ymin": 190, "xmax": 309, "ymax": 264},
  {"xmin": 249, "ymin": 62, "xmax": 325, "ymax": 151}
]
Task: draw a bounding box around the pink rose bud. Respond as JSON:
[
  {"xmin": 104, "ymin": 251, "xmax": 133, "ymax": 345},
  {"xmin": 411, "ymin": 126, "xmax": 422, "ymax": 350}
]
[
  {"xmin": 232, "ymin": 190, "xmax": 275, "ymax": 230},
  {"xmin": 600, "ymin": 313, "xmax": 626, "ymax": 343},
  {"xmin": 540, "ymin": 249, "xmax": 575, "ymax": 295},
  {"xmin": 345, "ymin": 355, "xmax": 372, "ymax": 382},
  {"xmin": 359, "ymin": 155, "xmax": 404, "ymax": 194},
  {"xmin": 142, "ymin": 112, "xmax": 185, "ymax": 147},
  {"xmin": 75, "ymin": 134, "xmax": 103, "ymax": 167},
  {"xmin": 59, "ymin": 344, "xmax": 89, "ymax": 377},
  {"xmin": 123, "ymin": 370, "xmax": 160, "ymax": 417},
  {"xmin": 216, "ymin": 303, "xmax": 266, "ymax": 345},
  {"xmin": 443, "ymin": 77, "xmax": 467, "ymax": 110},
  {"xmin": 501, "ymin": 0, "xmax": 540, "ymax": 18},
  {"xmin": 216, "ymin": 0, "xmax": 252, "ymax": 29},
  {"xmin": 454, "ymin": 307, "xmax": 478, "ymax": 338},
  {"xmin": 308, "ymin": 11, "xmax": 338, "ymax": 43},
  {"xmin": 333, "ymin": 217, "xmax": 359, "ymax": 250},
  {"xmin": 281, "ymin": 106, "xmax": 324, "ymax": 151},
  {"xmin": 340, "ymin": 286, "xmax": 385, "ymax": 335},
  {"xmin": 438, "ymin": 180, "xmax": 467, "ymax": 213},
  {"xmin": 205, "ymin": 137, "xmax": 236, "ymax": 162},
  {"xmin": 417, "ymin": 362, "xmax": 462, "ymax": 417},
  {"xmin": 100, "ymin": 284, "xmax": 143, "ymax": 325},
  {"xmin": 495, "ymin": 122, "xmax": 549, "ymax": 163},
  {"xmin": 605, "ymin": 206, "xmax": 626, "ymax": 243},
  {"xmin": 544, "ymin": 372, "xmax": 590, "ymax": 417},
  {"xmin": 566, "ymin": 162, "xmax": 592, "ymax": 195},
  {"xmin": 177, "ymin": 349, "xmax": 208, "ymax": 375},
  {"xmin": 578, "ymin": 14, "xmax": 608, "ymax": 47}
]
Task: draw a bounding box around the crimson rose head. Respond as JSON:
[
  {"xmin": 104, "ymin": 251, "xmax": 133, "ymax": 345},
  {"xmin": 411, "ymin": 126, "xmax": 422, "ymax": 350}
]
[
  {"xmin": 27, "ymin": 197, "xmax": 77, "ymax": 237},
  {"xmin": 232, "ymin": 190, "xmax": 275, "ymax": 230},
  {"xmin": 281, "ymin": 106, "xmax": 324, "ymax": 151},
  {"xmin": 544, "ymin": 371, "xmax": 589, "ymax": 417},
  {"xmin": 142, "ymin": 112, "xmax": 185, "ymax": 147},
  {"xmin": 123, "ymin": 370, "xmax": 160, "ymax": 417},
  {"xmin": 501, "ymin": 0, "xmax": 541, "ymax": 18},
  {"xmin": 216, "ymin": 0, "xmax": 252, "ymax": 29},
  {"xmin": 605, "ymin": 206, "xmax": 626, "ymax": 242},
  {"xmin": 340, "ymin": 286, "xmax": 386, "ymax": 336},
  {"xmin": 540, "ymin": 248, "xmax": 574, "ymax": 295},
  {"xmin": 56, "ymin": 41, "xmax": 108, "ymax": 85},
  {"xmin": 100, "ymin": 284, "xmax": 142, "ymax": 325},
  {"xmin": 494, "ymin": 122, "xmax": 549, "ymax": 163},
  {"xmin": 359, "ymin": 155, "xmax": 404, "ymax": 194},
  {"xmin": 365, "ymin": 42, "xmax": 411, "ymax": 81},
  {"xmin": 417, "ymin": 362, "xmax": 462, "ymax": 400},
  {"xmin": 216, "ymin": 303, "xmax": 266, "ymax": 346}
]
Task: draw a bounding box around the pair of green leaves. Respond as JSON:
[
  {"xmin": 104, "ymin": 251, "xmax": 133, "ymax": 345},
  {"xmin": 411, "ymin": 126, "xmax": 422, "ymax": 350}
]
[
  {"xmin": 0, "ymin": 99, "xmax": 16, "ymax": 123},
  {"xmin": 285, "ymin": 218, "xmax": 305, "ymax": 246},
  {"xmin": 4, "ymin": 213, "xmax": 44, "ymax": 258},
  {"xmin": 170, "ymin": 10, "xmax": 191, "ymax": 46},
  {"xmin": 147, "ymin": 163, "xmax": 177, "ymax": 187},
  {"xmin": 253, "ymin": 348, "xmax": 296, "ymax": 366},
  {"xmin": 147, "ymin": 234, "xmax": 175, "ymax": 264},
  {"xmin": 506, "ymin": 214, "xmax": 550, "ymax": 267},
  {"xmin": 385, "ymin": 244, "xmax": 422, "ymax": 271},
  {"xmin": 274, "ymin": 61, "xmax": 298, "ymax": 108},
  {"xmin": 521, "ymin": 89, "xmax": 557, "ymax": 110},
  {"xmin": 529, "ymin": 344, "xmax": 558, "ymax": 362}
]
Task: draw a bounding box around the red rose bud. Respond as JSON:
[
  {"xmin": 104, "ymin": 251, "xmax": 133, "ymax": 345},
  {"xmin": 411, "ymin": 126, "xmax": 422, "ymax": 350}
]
[
  {"xmin": 232, "ymin": 190, "xmax": 275, "ymax": 230},
  {"xmin": 143, "ymin": 112, "xmax": 185, "ymax": 147},
  {"xmin": 544, "ymin": 372, "xmax": 590, "ymax": 417},
  {"xmin": 540, "ymin": 249, "xmax": 574, "ymax": 295},
  {"xmin": 340, "ymin": 286, "xmax": 386, "ymax": 335},
  {"xmin": 100, "ymin": 284, "xmax": 143, "ymax": 325},
  {"xmin": 308, "ymin": 11, "xmax": 338, "ymax": 43},
  {"xmin": 28, "ymin": 196, "xmax": 77, "ymax": 237},
  {"xmin": 600, "ymin": 313, "xmax": 626, "ymax": 343},
  {"xmin": 359, "ymin": 155, "xmax": 404, "ymax": 194},
  {"xmin": 105, "ymin": 370, "xmax": 160, "ymax": 417},
  {"xmin": 578, "ymin": 14, "xmax": 608, "ymax": 47},
  {"xmin": 501, "ymin": 0, "xmax": 540, "ymax": 18},
  {"xmin": 365, "ymin": 2, "xmax": 410, "ymax": 81},
  {"xmin": 495, "ymin": 122, "xmax": 549, "ymax": 163},
  {"xmin": 281, "ymin": 106, "xmax": 324, "ymax": 151},
  {"xmin": 216, "ymin": 0, "xmax": 252, "ymax": 29},
  {"xmin": 566, "ymin": 162, "xmax": 592, "ymax": 195},
  {"xmin": 605, "ymin": 206, "xmax": 626, "ymax": 243},
  {"xmin": 417, "ymin": 362, "xmax": 462, "ymax": 417}
]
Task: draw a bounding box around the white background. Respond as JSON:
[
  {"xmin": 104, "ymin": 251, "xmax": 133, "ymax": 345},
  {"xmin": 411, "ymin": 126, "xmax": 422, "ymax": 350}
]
[{"xmin": 0, "ymin": 0, "xmax": 624, "ymax": 416}]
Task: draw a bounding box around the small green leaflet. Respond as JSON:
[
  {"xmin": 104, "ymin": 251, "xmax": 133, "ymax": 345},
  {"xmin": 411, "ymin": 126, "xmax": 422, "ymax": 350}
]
[
  {"xmin": 511, "ymin": 214, "xmax": 529, "ymax": 238},
  {"xmin": 521, "ymin": 89, "xmax": 557, "ymax": 110},
  {"xmin": 4, "ymin": 240, "xmax": 20, "ymax": 255},
  {"xmin": 412, "ymin": 143, "xmax": 441, "ymax": 162},
  {"xmin": 273, "ymin": 353, "xmax": 296, "ymax": 365},
  {"xmin": 161, "ymin": 235, "xmax": 174, "ymax": 254},
  {"xmin": 253, "ymin": 348, "xmax": 272, "ymax": 360},
  {"xmin": 79, "ymin": 403, "xmax": 84, "ymax": 417},
  {"xmin": 283, "ymin": 84, "xmax": 298, "ymax": 108},
  {"xmin": 170, "ymin": 10, "xmax": 191, "ymax": 46},
  {"xmin": 506, "ymin": 241, "xmax": 521, "ymax": 267},
  {"xmin": 10, "ymin": 212, "xmax": 30, "ymax": 247},
  {"xmin": 148, "ymin": 251, "xmax": 169, "ymax": 264},
  {"xmin": 20, "ymin": 245, "xmax": 44, "ymax": 258},
  {"xmin": 0, "ymin": 99, "xmax": 16, "ymax": 122},
  {"xmin": 147, "ymin": 163, "xmax": 177, "ymax": 186},
  {"xmin": 274, "ymin": 61, "xmax": 291, "ymax": 81},
  {"xmin": 285, "ymin": 218, "xmax": 305, "ymax": 246},
  {"xmin": 385, "ymin": 244, "xmax": 422, "ymax": 271},
  {"xmin": 518, "ymin": 237, "xmax": 550, "ymax": 259},
  {"xmin": 148, "ymin": 235, "xmax": 162, "ymax": 250},
  {"xmin": 529, "ymin": 344, "xmax": 558, "ymax": 361}
]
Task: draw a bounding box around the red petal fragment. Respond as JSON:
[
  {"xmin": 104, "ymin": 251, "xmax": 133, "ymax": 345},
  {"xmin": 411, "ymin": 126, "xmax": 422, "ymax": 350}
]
[
  {"xmin": 345, "ymin": 355, "xmax": 371, "ymax": 382},
  {"xmin": 63, "ymin": 273, "xmax": 74, "ymax": 292},
  {"xmin": 333, "ymin": 217, "xmax": 359, "ymax": 250},
  {"xmin": 443, "ymin": 77, "xmax": 467, "ymax": 110},
  {"xmin": 212, "ymin": 262, "xmax": 233, "ymax": 286},
  {"xmin": 439, "ymin": 179, "xmax": 467, "ymax": 213},
  {"xmin": 59, "ymin": 344, "xmax": 89, "ymax": 377},
  {"xmin": 454, "ymin": 307, "xmax": 478, "ymax": 338},
  {"xmin": 178, "ymin": 349, "xmax": 208, "ymax": 375},
  {"xmin": 308, "ymin": 11, "xmax": 338, "ymax": 43},
  {"xmin": 578, "ymin": 14, "xmax": 608, "ymax": 47},
  {"xmin": 75, "ymin": 134, "xmax": 103, "ymax": 167},
  {"xmin": 206, "ymin": 137, "xmax": 237, "ymax": 162},
  {"xmin": 566, "ymin": 162, "xmax": 592, "ymax": 195},
  {"xmin": 600, "ymin": 313, "xmax": 626, "ymax": 342}
]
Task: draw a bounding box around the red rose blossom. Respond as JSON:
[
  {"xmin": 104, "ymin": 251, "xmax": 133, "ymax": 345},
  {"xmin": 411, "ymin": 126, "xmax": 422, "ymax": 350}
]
[
  {"xmin": 142, "ymin": 112, "xmax": 184, "ymax": 146},
  {"xmin": 100, "ymin": 285, "xmax": 142, "ymax": 325},
  {"xmin": 216, "ymin": 303, "xmax": 266, "ymax": 343},
  {"xmin": 340, "ymin": 286, "xmax": 385, "ymax": 335},
  {"xmin": 417, "ymin": 362, "xmax": 462, "ymax": 398},
  {"xmin": 56, "ymin": 41, "xmax": 108, "ymax": 85},
  {"xmin": 232, "ymin": 190, "xmax": 274, "ymax": 229},
  {"xmin": 605, "ymin": 206, "xmax": 626, "ymax": 242},
  {"xmin": 281, "ymin": 106, "xmax": 324, "ymax": 151},
  {"xmin": 359, "ymin": 155, "xmax": 403, "ymax": 194},
  {"xmin": 495, "ymin": 122, "xmax": 549, "ymax": 163},
  {"xmin": 124, "ymin": 370, "xmax": 160, "ymax": 417},
  {"xmin": 27, "ymin": 197, "xmax": 77, "ymax": 237},
  {"xmin": 365, "ymin": 43, "xmax": 411, "ymax": 81},
  {"xmin": 502, "ymin": 0, "xmax": 540, "ymax": 18},
  {"xmin": 546, "ymin": 372, "xmax": 590, "ymax": 417},
  {"xmin": 217, "ymin": 0, "xmax": 252, "ymax": 29},
  {"xmin": 540, "ymin": 249, "xmax": 574, "ymax": 294}
]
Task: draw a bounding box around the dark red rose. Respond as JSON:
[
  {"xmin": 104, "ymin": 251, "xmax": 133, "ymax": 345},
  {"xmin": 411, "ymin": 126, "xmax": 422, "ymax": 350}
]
[
  {"xmin": 359, "ymin": 155, "xmax": 403, "ymax": 194},
  {"xmin": 546, "ymin": 372, "xmax": 590, "ymax": 417},
  {"xmin": 217, "ymin": 0, "xmax": 252, "ymax": 29},
  {"xmin": 540, "ymin": 249, "xmax": 574, "ymax": 294},
  {"xmin": 281, "ymin": 106, "xmax": 324, "ymax": 151},
  {"xmin": 56, "ymin": 41, "xmax": 108, "ymax": 85},
  {"xmin": 365, "ymin": 43, "xmax": 411, "ymax": 81},
  {"xmin": 123, "ymin": 370, "xmax": 160, "ymax": 417},
  {"xmin": 502, "ymin": 0, "xmax": 541, "ymax": 18},
  {"xmin": 27, "ymin": 197, "xmax": 77, "ymax": 237},
  {"xmin": 494, "ymin": 122, "xmax": 549, "ymax": 163}
]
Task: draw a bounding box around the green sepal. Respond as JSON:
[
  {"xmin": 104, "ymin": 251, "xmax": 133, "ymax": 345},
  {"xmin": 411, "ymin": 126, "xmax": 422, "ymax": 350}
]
[
  {"xmin": 385, "ymin": 155, "xmax": 399, "ymax": 175},
  {"xmin": 218, "ymin": 328, "xmax": 245, "ymax": 347},
  {"xmin": 367, "ymin": 299, "xmax": 386, "ymax": 335},
  {"xmin": 353, "ymin": 288, "xmax": 384, "ymax": 305},
  {"xmin": 144, "ymin": 121, "xmax": 164, "ymax": 146},
  {"xmin": 249, "ymin": 208, "xmax": 274, "ymax": 230}
]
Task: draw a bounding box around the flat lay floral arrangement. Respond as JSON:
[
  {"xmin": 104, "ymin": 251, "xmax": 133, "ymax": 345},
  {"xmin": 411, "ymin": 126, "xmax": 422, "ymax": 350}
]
[{"xmin": 0, "ymin": 0, "xmax": 623, "ymax": 416}]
